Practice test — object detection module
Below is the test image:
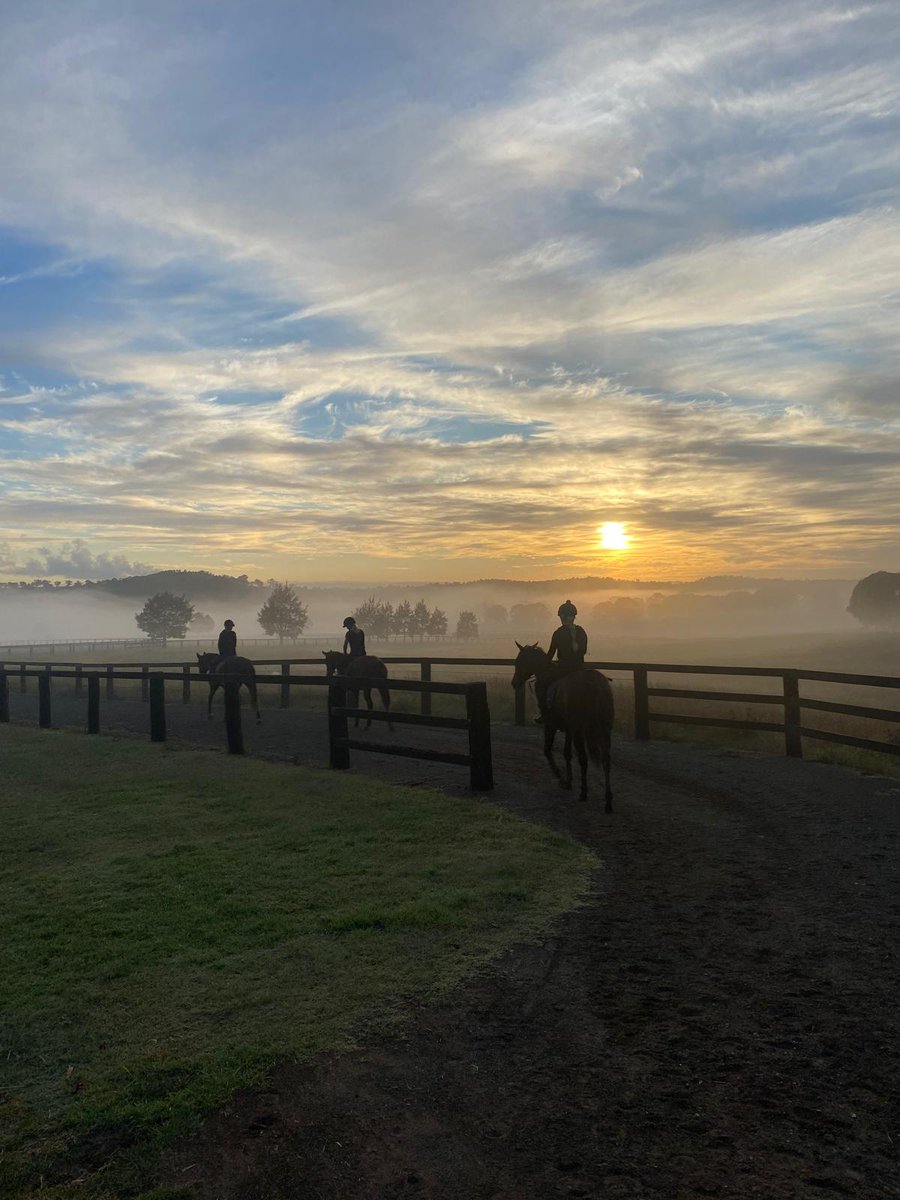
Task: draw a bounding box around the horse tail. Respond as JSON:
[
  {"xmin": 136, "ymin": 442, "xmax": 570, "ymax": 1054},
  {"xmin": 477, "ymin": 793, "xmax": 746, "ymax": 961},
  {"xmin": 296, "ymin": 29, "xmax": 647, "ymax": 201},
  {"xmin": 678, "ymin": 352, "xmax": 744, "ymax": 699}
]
[{"xmin": 583, "ymin": 673, "xmax": 614, "ymax": 765}]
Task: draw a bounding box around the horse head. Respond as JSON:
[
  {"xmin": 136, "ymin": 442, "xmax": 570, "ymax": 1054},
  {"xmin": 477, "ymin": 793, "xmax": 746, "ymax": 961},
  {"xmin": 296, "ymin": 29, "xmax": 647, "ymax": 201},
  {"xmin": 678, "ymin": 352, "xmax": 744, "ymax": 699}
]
[
  {"xmin": 511, "ymin": 641, "xmax": 548, "ymax": 689},
  {"xmin": 197, "ymin": 651, "xmax": 220, "ymax": 675},
  {"xmin": 322, "ymin": 650, "xmax": 349, "ymax": 677}
]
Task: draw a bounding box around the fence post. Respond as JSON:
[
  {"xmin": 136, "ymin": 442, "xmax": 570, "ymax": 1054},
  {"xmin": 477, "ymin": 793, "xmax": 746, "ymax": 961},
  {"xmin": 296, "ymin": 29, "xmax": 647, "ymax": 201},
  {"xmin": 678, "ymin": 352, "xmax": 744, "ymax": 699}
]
[
  {"xmin": 328, "ymin": 679, "xmax": 350, "ymax": 769},
  {"xmin": 106, "ymin": 664, "xmax": 115, "ymax": 701},
  {"xmin": 783, "ymin": 670, "xmax": 802, "ymax": 758},
  {"xmin": 514, "ymin": 683, "xmax": 526, "ymax": 726},
  {"xmin": 281, "ymin": 661, "xmax": 291, "ymax": 709},
  {"xmin": 182, "ymin": 665, "xmax": 191, "ymax": 704},
  {"xmin": 39, "ymin": 671, "xmax": 52, "ymax": 728},
  {"xmin": 0, "ymin": 668, "xmax": 8, "ymax": 724},
  {"xmin": 466, "ymin": 682, "xmax": 493, "ymax": 791},
  {"xmin": 141, "ymin": 665, "xmax": 150, "ymax": 703},
  {"xmin": 74, "ymin": 664, "xmax": 84, "ymax": 698},
  {"xmin": 87, "ymin": 674, "xmax": 100, "ymax": 734},
  {"xmin": 149, "ymin": 675, "xmax": 167, "ymax": 743},
  {"xmin": 420, "ymin": 661, "xmax": 432, "ymax": 716},
  {"xmin": 20, "ymin": 663, "xmax": 27, "ymax": 693},
  {"xmin": 224, "ymin": 682, "xmax": 244, "ymax": 755},
  {"xmin": 634, "ymin": 666, "xmax": 650, "ymax": 741}
]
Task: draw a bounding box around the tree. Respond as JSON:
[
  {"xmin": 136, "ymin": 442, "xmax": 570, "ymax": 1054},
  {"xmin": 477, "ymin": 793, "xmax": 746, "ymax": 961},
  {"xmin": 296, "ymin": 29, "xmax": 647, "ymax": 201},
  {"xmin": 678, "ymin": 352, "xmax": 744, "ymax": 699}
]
[
  {"xmin": 135, "ymin": 592, "xmax": 195, "ymax": 645},
  {"xmin": 456, "ymin": 610, "xmax": 479, "ymax": 640},
  {"xmin": 427, "ymin": 606, "xmax": 448, "ymax": 636},
  {"xmin": 190, "ymin": 611, "xmax": 216, "ymax": 633},
  {"xmin": 393, "ymin": 599, "xmax": 414, "ymax": 639},
  {"xmin": 509, "ymin": 601, "xmax": 551, "ymax": 631},
  {"xmin": 352, "ymin": 596, "xmax": 394, "ymax": 639},
  {"xmin": 412, "ymin": 599, "xmax": 430, "ymax": 638},
  {"xmin": 257, "ymin": 582, "xmax": 309, "ymax": 642},
  {"xmin": 847, "ymin": 572, "xmax": 900, "ymax": 627}
]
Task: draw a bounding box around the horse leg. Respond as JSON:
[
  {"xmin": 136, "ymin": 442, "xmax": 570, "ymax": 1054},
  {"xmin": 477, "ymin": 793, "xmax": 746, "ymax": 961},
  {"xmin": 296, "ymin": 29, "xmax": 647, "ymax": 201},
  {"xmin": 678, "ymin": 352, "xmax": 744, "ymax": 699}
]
[
  {"xmin": 563, "ymin": 730, "xmax": 573, "ymax": 791},
  {"xmin": 364, "ymin": 687, "xmax": 374, "ymax": 730},
  {"xmin": 249, "ymin": 679, "xmax": 261, "ymax": 724},
  {"xmin": 544, "ymin": 725, "xmax": 564, "ymax": 785},
  {"xmin": 351, "ymin": 688, "xmax": 360, "ymax": 728},
  {"xmin": 575, "ymin": 733, "xmax": 589, "ymax": 802},
  {"xmin": 602, "ymin": 732, "xmax": 613, "ymax": 813},
  {"xmin": 207, "ymin": 681, "xmax": 218, "ymax": 719},
  {"xmin": 379, "ymin": 687, "xmax": 393, "ymax": 732}
]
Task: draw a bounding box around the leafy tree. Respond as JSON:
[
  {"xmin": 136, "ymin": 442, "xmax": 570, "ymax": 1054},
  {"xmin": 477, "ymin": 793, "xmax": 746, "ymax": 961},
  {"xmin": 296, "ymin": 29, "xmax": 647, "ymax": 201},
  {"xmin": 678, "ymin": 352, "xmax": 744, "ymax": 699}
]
[
  {"xmin": 509, "ymin": 602, "xmax": 551, "ymax": 631},
  {"xmin": 257, "ymin": 582, "xmax": 309, "ymax": 643},
  {"xmin": 847, "ymin": 572, "xmax": 900, "ymax": 627},
  {"xmin": 456, "ymin": 610, "xmax": 479, "ymax": 640},
  {"xmin": 352, "ymin": 596, "xmax": 394, "ymax": 639},
  {"xmin": 135, "ymin": 592, "xmax": 195, "ymax": 645},
  {"xmin": 190, "ymin": 611, "xmax": 216, "ymax": 632},
  {"xmin": 412, "ymin": 599, "xmax": 431, "ymax": 637},
  {"xmin": 482, "ymin": 604, "xmax": 508, "ymax": 629},
  {"xmin": 427, "ymin": 606, "xmax": 448, "ymax": 636},
  {"xmin": 393, "ymin": 599, "xmax": 414, "ymax": 639}
]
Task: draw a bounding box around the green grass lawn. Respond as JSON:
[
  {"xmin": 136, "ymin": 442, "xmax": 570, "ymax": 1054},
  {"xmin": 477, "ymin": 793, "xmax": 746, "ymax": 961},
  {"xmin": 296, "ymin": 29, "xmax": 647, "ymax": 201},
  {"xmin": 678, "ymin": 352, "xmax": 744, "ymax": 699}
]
[{"xmin": 0, "ymin": 727, "xmax": 595, "ymax": 1200}]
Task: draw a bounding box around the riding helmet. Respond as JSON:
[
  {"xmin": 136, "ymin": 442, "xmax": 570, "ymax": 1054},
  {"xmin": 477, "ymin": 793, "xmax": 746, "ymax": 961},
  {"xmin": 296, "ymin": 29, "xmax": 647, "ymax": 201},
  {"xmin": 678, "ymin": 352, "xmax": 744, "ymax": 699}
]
[
  {"xmin": 342, "ymin": 617, "xmax": 356, "ymax": 628},
  {"xmin": 557, "ymin": 600, "xmax": 577, "ymax": 621}
]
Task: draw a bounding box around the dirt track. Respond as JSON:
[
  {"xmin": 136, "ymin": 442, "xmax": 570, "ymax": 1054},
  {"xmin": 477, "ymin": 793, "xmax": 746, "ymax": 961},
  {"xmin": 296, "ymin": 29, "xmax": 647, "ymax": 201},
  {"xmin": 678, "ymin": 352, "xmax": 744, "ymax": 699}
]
[{"xmin": 9, "ymin": 689, "xmax": 900, "ymax": 1198}]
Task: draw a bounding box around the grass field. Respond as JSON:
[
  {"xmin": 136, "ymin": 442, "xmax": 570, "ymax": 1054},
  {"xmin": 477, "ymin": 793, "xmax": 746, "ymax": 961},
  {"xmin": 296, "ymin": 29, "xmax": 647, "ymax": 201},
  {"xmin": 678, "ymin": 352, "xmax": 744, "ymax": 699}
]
[{"xmin": 0, "ymin": 728, "xmax": 595, "ymax": 1199}]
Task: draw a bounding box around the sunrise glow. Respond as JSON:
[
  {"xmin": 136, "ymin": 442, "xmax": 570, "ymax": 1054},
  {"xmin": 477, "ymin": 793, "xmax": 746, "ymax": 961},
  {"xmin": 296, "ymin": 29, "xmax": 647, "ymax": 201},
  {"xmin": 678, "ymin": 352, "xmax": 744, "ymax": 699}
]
[{"xmin": 599, "ymin": 523, "xmax": 632, "ymax": 552}]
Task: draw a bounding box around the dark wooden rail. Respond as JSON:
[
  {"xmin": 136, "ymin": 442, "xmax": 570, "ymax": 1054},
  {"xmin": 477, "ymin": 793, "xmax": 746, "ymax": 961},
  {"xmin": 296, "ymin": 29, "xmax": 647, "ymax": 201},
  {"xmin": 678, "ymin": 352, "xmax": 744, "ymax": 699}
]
[
  {"xmin": 5, "ymin": 655, "xmax": 900, "ymax": 765},
  {"xmin": 5, "ymin": 667, "xmax": 494, "ymax": 790}
]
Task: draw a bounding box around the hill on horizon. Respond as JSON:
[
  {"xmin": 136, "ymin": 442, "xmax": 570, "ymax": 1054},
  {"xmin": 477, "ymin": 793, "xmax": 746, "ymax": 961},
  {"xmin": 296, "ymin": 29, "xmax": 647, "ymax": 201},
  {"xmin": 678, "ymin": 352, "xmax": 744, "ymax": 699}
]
[{"xmin": 76, "ymin": 569, "xmax": 858, "ymax": 600}]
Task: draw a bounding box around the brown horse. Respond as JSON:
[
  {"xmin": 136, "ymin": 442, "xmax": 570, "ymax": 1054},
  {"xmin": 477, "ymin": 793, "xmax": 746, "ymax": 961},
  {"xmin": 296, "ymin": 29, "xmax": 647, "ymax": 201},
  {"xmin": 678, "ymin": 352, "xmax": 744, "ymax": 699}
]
[
  {"xmin": 323, "ymin": 650, "xmax": 393, "ymax": 731},
  {"xmin": 196, "ymin": 652, "xmax": 261, "ymax": 724},
  {"xmin": 511, "ymin": 642, "xmax": 614, "ymax": 810}
]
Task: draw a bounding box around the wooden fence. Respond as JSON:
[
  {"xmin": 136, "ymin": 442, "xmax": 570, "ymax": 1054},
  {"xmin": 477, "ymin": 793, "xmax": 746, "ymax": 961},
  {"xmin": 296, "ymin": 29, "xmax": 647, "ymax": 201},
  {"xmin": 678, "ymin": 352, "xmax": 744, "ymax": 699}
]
[
  {"xmin": 0, "ymin": 665, "xmax": 493, "ymax": 791},
  {"xmin": 3, "ymin": 655, "xmax": 900, "ymax": 763}
]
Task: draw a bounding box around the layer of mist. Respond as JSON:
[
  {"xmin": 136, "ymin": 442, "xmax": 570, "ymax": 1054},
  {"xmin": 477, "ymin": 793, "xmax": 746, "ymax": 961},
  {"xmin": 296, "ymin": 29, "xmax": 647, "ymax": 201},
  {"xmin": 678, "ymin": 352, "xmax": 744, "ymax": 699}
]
[{"xmin": 0, "ymin": 572, "xmax": 858, "ymax": 648}]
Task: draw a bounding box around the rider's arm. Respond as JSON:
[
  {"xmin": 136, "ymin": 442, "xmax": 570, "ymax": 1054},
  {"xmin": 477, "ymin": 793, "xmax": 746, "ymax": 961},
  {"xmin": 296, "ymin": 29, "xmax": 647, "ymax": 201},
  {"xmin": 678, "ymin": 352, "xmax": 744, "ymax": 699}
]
[
  {"xmin": 547, "ymin": 629, "xmax": 560, "ymax": 662},
  {"xmin": 342, "ymin": 633, "xmax": 350, "ymax": 654}
]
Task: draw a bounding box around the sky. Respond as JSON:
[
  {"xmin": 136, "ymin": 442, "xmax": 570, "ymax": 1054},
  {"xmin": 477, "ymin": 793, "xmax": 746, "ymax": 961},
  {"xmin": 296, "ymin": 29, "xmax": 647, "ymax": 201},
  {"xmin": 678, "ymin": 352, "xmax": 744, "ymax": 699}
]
[{"xmin": 1, "ymin": 0, "xmax": 898, "ymax": 584}]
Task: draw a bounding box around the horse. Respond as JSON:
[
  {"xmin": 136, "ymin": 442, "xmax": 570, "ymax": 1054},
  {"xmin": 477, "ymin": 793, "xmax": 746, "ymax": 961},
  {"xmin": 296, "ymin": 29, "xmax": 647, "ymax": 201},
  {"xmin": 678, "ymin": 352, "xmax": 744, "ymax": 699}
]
[
  {"xmin": 511, "ymin": 642, "xmax": 614, "ymax": 811},
  {"xmin": 322, "ymin": 650, "xmax": 393, "ymax": 731},
  {"xmin": 196, "ymin": 652, "xmax": 261, "ymax": 724}
]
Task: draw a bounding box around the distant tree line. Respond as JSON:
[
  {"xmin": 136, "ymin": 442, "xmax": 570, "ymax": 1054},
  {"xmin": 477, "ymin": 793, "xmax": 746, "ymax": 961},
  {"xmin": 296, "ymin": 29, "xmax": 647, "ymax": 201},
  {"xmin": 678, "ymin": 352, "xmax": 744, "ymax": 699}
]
[{"xmin": 351, "ymin": 597, "xmax": 479, "ymax": 640}]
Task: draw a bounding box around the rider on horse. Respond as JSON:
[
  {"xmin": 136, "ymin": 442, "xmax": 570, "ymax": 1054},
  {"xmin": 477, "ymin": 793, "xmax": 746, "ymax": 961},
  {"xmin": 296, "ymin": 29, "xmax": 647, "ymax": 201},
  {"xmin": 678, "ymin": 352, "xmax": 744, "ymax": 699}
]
[
  {"xmin": 534, "ymin": 600, "xmax": 588, "ymax": 724},
  {"xmin": 217, "ymin": 619, "xmax": 237, "ymax": 658},
  {"xmin": 342, "ymin": 616, "xmax": 366, "ymax": 659}
]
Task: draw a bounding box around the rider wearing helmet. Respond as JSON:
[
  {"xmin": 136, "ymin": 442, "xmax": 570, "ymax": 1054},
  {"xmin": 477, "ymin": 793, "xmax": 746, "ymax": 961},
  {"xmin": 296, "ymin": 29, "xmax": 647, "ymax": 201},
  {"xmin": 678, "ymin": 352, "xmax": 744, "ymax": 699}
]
[
  {"xmin": 342, "ymin": 616, "xmax": 366, "ymax": 659},
  {"xmin": 535, "ymin": 600, "xmax": 588, "ymax": 723},
  {"xmin": 217, "ymin": 619, "xmax": 237, "ymax": 658}
]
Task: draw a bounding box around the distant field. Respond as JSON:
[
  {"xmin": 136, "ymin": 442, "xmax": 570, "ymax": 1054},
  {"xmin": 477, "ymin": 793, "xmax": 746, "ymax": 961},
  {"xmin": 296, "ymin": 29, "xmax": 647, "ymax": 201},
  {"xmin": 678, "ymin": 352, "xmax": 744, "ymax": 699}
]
[{"xmin": 0, "ymin": 728, "xmax": 594, "ymax": 1200}]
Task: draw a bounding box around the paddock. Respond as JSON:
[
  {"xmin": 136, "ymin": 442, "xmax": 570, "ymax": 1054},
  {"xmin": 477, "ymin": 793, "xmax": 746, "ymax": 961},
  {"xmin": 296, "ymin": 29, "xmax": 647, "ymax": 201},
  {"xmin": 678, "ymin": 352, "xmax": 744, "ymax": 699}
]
[{"xmin": 2, "ymin": 671, "xmax": 898, "ymax": 1196}]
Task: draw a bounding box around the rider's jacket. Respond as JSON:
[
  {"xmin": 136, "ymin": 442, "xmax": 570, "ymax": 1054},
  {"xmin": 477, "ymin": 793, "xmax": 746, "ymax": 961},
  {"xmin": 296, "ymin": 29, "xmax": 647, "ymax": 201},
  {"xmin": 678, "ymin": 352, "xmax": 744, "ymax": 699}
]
[
  {"xmin": 217, "ymin": 629, "xmax": 237, "ymax": 657},
  {"xmin": 548, "ymin": 624, "xmax": 587, "ymax": 670},
  {"xmin": 344, "ymin": 627, "xmax": 367, "ymax": 658}
]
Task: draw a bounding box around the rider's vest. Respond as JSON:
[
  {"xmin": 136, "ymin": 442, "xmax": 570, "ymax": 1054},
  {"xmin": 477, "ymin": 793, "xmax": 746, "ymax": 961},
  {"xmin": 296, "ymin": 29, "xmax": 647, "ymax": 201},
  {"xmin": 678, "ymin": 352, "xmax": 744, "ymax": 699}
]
[
  {"xmin": 345, "ymin": 627, "xmax": 366, "ymax": 658},
  {"xmin": 549, "ymin": 624, "xmax": 587, "ymax": 668}
]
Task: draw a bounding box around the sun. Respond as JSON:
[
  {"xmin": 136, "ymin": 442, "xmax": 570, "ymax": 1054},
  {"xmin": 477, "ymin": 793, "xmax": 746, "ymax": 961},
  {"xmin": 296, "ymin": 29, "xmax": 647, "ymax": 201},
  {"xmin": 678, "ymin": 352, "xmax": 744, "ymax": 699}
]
[{"xmin": 599, "ymin": 522, "xmax": 631, "ymax": 551}]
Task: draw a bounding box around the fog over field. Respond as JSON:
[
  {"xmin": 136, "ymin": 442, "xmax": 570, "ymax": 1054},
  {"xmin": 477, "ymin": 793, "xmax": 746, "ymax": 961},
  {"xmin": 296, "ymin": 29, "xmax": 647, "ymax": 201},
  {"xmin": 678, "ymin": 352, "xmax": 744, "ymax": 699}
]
[{"xmin": 0, "ymin": 570, "xmax": 860, "ymax": 648}]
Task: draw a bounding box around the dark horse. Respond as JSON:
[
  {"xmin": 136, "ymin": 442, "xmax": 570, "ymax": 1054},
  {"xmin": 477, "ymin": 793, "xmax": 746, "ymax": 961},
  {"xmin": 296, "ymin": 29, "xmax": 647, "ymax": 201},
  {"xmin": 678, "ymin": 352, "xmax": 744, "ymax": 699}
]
[
  {"xmin": 323, "ymin": 650, "xmax": 393, "ymax": 731},
  {"xmin": 511, "ymin": 642, "xmax": 614, "ymax": 810},
  {"xmin": 196, "ymin": 652, "xmax": 261, "ymax": 724}
]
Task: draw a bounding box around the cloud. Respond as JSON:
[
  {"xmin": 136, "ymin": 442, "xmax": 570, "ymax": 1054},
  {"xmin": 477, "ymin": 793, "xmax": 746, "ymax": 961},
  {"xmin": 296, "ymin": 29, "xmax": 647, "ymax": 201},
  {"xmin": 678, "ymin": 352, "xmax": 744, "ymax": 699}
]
[
  {"xmin": 11, "ymin": 539, "xmax": 156, "ymax": 579},
  {"xmin": 0, "ymin": 0, "xmax": 898, "ymax": 580}
]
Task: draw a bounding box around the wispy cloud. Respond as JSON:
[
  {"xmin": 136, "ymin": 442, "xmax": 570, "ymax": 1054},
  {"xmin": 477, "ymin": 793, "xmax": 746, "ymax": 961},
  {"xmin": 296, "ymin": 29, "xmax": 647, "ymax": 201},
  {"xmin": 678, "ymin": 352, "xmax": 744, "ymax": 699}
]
[{"xmin": 0, "ymin": 0, "xmax": 898, "ymax": 580}]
